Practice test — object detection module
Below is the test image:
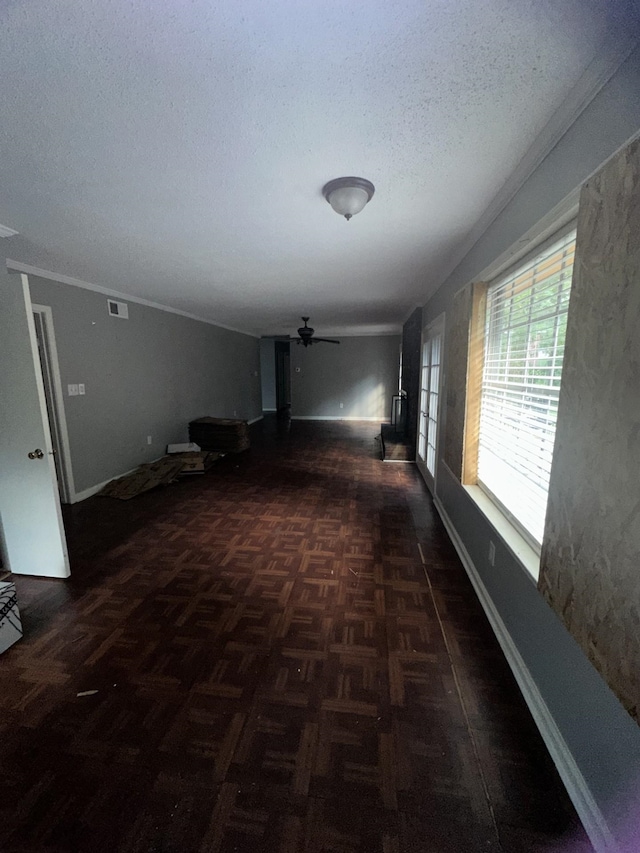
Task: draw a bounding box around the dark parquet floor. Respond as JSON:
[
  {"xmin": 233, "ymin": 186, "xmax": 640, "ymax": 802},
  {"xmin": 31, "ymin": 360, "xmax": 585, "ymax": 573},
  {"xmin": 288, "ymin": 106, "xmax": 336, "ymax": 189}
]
[{"xmin": 1, "ymin": 417, "xmax": 592, "ymax": 853}]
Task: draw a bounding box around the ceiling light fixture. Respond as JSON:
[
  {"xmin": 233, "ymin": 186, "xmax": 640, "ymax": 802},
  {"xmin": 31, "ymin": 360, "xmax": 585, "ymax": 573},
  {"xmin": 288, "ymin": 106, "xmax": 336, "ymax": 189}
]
[{"xmin": 322, "ymin": 177, "xmax": 375, "ymax": 221}]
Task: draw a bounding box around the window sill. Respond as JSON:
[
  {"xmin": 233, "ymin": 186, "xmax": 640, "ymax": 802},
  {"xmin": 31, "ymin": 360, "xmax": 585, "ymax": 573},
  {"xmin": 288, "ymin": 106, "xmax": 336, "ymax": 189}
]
[{"xmin": 463, "ymin": 484, "xmax": 541, "ymax": 582}]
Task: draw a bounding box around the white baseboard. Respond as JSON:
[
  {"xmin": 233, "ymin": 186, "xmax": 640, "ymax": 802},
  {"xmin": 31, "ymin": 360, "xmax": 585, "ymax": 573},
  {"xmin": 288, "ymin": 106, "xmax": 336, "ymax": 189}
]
[
  {"xmin": 72, "ymin": 463, "xmax": 145, "ymax": 503},
  {"xmin": 291, "ymin": 416, "xmax": 390, "ymax": 422},
  {"xmin": 248, "ymin": 415, "xmax": 264, "ymax": 425},
  {"xmin": 433, "ymin": 496, "xmax": 617, "ymax": 853},
  {"xmin": 73, "ymin": 478, "xmax": 116, "ymax": 503},
  {"xmin": 262, "ymin": 408, "xmax": 277, "ymax": 413}
]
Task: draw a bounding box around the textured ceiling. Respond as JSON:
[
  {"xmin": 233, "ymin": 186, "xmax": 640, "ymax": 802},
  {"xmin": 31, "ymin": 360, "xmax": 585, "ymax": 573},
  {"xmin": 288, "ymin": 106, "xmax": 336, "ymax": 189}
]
[{"xmin": 0, "ymin": 0, "xmax": 637, "ymax": 336}]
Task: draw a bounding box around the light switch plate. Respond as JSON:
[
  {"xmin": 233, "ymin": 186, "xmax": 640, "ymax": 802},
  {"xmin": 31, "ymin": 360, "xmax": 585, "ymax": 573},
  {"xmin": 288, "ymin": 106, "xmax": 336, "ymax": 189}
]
[
  {"xmin": 78, "ymin": 383, "xmax": 86, "ymax": 395},
  {"xmin": 68, "ymin": 384, "xmax": 79, "ymax": 396}
]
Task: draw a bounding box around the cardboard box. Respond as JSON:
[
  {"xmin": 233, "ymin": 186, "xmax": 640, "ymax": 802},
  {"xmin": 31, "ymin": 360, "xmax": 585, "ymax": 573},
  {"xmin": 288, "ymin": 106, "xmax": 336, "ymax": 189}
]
[{"xmin": 0, "ymin": 581, "xmax": 23, "ymax": 655}]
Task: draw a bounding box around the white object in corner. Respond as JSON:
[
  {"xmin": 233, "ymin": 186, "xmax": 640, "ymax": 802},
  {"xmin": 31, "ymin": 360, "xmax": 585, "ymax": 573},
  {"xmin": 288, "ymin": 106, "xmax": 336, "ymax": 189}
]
[{"xmin": 167, "ymin": 442, "xmax": 200, "ymax": 454}]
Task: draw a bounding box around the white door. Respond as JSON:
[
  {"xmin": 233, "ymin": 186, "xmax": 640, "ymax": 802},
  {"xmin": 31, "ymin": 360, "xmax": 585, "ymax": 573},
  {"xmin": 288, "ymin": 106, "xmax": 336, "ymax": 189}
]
[
  {"xmin": 417, "ymin": 316, "xmax": 444, "ymax": 494},
  {"xmin": 0, "ymin": 271, "xmax": 70, "ymax": 577}
]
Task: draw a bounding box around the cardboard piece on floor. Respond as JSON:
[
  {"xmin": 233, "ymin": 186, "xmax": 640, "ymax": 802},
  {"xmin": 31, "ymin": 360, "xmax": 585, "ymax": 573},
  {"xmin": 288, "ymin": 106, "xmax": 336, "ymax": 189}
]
[
  {"xmin": 99, "ymin": 456, "xmax": 185, "ymax": 500},
  {"xmin": 174, "ymin": 450, "xmax": 220, "ymax": 475},
  {"xmin": 0, "ymin": 581, "xmax": 23, "ymax": 655}
]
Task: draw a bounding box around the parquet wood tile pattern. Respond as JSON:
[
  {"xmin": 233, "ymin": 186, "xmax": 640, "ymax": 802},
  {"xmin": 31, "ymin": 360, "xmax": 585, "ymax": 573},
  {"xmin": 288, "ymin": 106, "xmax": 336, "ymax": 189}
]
[{"xmin": 1, "ymin": 418, "xmax": 592, "ymax": 853}]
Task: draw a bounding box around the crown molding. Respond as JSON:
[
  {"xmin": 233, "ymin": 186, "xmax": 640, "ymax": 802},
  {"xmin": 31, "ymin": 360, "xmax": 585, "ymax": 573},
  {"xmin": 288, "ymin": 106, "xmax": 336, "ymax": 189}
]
[
  {"xmin": 4, "ymin": 259, "xmax": 259, "ymax": 338},
  {"xmin": 430, "ymin": 29, "xmax": 640, "ymax": 298},
  {"xmin": 313, "ymin": 329, "xmax": 402, "ymax": 338}
]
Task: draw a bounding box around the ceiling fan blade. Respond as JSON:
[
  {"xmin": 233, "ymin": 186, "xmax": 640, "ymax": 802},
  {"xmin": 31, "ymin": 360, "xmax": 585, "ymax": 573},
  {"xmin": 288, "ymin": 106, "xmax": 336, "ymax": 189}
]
[{"xmin": 313, "ymin": 337, "xmax": 340, "ymax": 344}]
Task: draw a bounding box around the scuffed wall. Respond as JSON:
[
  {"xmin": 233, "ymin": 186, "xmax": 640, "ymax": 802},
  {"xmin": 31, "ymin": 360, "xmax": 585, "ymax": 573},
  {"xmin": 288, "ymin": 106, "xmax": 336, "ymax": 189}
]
[
  {"xmin": 443, "ymin": 284, "xmax": 472, "ymax": 480},
  {"xmin": 539, "ymin": 137, "xmax": 640, "ymax": 723},
  {"xmin": 401, "ymin": 307, "xmax": 422, "ymax": 454}
]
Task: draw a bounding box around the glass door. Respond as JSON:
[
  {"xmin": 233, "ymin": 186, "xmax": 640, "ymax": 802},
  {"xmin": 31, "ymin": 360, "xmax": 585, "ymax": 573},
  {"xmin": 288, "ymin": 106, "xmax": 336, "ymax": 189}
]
[{"xmin": 417, "ymin": 316, "xmax": 444, "ymax": 493}]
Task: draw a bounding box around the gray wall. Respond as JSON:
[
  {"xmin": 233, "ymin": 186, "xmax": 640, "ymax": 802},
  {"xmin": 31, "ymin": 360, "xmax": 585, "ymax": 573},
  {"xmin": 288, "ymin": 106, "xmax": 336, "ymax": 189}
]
[
  {"xmin": 259, "ymin": 338, "xmax": 276, "ymax": 411},
  {"xmin": 28, "ymin": 277, "xmax": 262, "ymax": 495},
  {"xmin": 418, "ymin": 45, "xmax": 640, "ymax": 848},
  {"xmin": 291, "ymin": 335, "xmax": 400, "ymax": 420}
]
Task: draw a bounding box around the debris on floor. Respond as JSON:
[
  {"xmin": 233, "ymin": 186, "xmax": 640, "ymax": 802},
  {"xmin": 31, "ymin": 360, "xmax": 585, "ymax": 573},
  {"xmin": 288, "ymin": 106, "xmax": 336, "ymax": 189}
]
[
  {"xmin": 171, "ymin": 450, "xmax": 221, "ymax": 475},
  {"xmin": 98, "ymin": 448, "xmax": 224, "ymax": 499},
  {"xmin": 0, "ymin": 579, "xmax": 23, "ymax": 655},
  {"xmin": 98, "ymin": 456, "xmax": 186, "ymax": 500}
]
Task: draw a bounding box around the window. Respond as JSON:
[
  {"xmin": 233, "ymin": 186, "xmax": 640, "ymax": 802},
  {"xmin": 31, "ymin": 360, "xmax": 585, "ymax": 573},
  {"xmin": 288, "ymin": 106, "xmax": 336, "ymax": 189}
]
[{"xmin": 476, "ymin": 229, "xmax": 576, "ymax": 549}]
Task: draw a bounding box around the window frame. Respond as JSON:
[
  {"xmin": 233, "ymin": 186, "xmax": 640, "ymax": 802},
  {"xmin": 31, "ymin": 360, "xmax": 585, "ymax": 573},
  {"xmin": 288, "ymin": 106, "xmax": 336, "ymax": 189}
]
[{"xmin": 467, "ymin": 220, "xmax": 577, "ymax": 555}]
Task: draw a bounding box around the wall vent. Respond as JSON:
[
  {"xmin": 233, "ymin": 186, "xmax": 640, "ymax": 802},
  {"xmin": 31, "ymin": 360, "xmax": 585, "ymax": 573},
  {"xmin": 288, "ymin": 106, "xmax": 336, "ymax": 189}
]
[{"xmin": 107, "ymin": 299, "xmax": 129, "ymax": 319}]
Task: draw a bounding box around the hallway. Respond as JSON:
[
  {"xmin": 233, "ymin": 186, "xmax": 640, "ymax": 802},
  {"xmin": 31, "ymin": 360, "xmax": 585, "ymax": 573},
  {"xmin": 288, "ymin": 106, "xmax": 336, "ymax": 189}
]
[{"xmin": 0, "ymin": 418, "xmax": 591, "ymax": 852}]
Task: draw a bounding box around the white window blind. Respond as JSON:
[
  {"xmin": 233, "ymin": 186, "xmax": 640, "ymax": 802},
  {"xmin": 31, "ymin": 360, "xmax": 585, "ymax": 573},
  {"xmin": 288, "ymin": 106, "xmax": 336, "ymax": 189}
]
[{"xmin": 477, "ymin": 229, "xmax": 576, "ymax": 548}]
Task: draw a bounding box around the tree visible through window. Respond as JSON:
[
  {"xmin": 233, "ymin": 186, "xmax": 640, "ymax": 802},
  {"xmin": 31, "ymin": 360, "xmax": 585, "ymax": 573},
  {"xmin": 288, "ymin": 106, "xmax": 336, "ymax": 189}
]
[{"xmin": 477, "ymin": 229, "xmax": 576, "ymax": 548}]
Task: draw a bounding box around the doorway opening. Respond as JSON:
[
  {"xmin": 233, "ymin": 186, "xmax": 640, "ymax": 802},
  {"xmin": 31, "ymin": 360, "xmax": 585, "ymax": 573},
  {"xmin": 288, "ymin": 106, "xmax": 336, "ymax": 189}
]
[
  {"xmin": 274, "ymin": 340, "xmax": 291, "ymax": 414},
  {"xmin": 31, "ymin": 305, "xmax": 74, "ymax": 504}
]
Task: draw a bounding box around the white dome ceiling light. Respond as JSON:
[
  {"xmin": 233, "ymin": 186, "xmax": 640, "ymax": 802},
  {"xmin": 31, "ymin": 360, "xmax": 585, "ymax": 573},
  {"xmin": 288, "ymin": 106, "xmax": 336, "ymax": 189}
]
[{"xmin": 322, "ymin": 177, "xmax": 375, "ymax": 221}]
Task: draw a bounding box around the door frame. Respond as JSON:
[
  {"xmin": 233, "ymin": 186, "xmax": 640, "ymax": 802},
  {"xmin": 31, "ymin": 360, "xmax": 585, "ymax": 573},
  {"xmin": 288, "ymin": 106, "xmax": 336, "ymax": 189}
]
[
  {"xmin": 416, "ymin": 313, "xmax": 445, "ymax": 495},
  {"xmin": 31, "ymin": 304, "xmax": 75, "ymax": 504}
]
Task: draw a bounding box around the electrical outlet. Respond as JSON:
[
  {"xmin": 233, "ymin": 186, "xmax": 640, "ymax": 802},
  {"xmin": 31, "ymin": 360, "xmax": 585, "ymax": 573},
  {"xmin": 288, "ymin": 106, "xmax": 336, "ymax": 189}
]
[
  {"xmin": 147, "ymin": 435, "xmax": 152, "ymax": 445},
  {"xmin": 488, "ymin": 541, "xmax": 496, "ymax": 566},
  {"xmin": 78, "ymin": 383, "xmax": 85, "ymax": 395},
  {"xmin": 233, "ymin": 410, "xmax": 237, "ymax": 417},
  {"xmin": 339, "ymin": 402, "xmax": 344, "ymax": 409}
]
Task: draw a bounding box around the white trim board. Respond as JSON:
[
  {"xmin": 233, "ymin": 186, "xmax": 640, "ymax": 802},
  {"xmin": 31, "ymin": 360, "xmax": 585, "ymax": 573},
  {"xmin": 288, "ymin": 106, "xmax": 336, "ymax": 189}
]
[
  {"xmin": 290, "ymin": 416, "xmax": 390, "ymax": 422},
  {"xmin": 0, "ymin": 223, "xmax": 19, "ymax": 238},
  {"xmin": 72, "ymin": 458, "xmax": 164, "ymax": 503},
  {"xmin": 6, "ymin": 260, "xmax": 259, "ymax": 339},
  {"xmin": 433, "ymin": 495, "xmax": 617, "ymax": 853}
]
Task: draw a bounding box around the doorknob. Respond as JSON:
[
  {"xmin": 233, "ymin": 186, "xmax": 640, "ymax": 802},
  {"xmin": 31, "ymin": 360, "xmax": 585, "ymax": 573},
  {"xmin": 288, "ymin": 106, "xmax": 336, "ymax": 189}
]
[{"xmin": 28, "ymin": 449, "xmax": 44, "ymax": 460}]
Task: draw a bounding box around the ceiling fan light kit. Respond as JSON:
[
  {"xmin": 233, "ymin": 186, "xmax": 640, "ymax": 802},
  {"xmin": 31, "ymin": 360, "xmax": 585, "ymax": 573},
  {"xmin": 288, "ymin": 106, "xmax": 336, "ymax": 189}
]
[
  {"xmin": 291, "ymin": 317, "xmax": 340, "ymax": 347},
  {"xmin": 322, "ymin": 177, "xmax": 375, "ymax": 220}
]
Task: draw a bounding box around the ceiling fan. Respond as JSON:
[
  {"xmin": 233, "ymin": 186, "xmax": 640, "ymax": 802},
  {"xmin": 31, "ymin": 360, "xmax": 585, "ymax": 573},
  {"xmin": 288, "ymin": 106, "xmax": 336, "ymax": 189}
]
[{"xmin": 290, "ymin": 317, "xmax": 340, "ymax": 347}]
